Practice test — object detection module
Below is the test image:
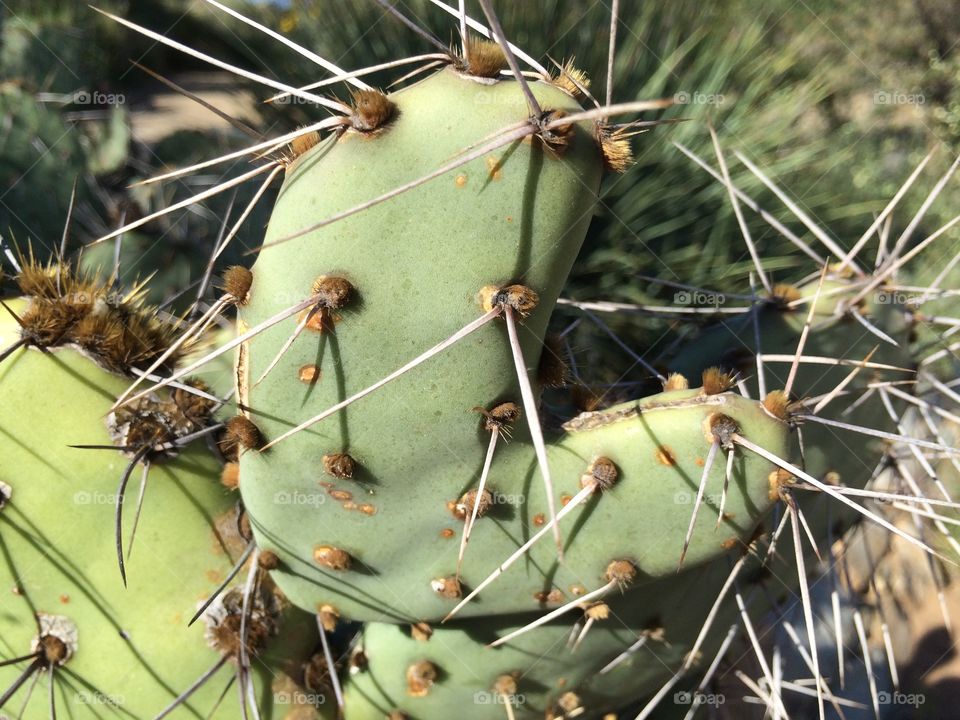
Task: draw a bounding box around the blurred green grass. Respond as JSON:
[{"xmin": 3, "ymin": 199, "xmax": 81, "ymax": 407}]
[{"xmin": 0, "ymin": 0, "xmax": 957, "ymax": 354}]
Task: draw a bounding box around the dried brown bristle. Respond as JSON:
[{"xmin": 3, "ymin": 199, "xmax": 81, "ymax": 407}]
[
  {"xmin": 31, "ymin": 615, "xmax": 77, "ymax": 668},
  {"xmin": 14, "ymin": 259, "xmax": 188, "ymax": 375},
  {"xmin": 478, "ymin": 284, "xmax": 539, "ymax": 316},
  {"xmin": 172, "ymin": 380, "xmax": 218, "ymax": 425},
  {"xmin": 705, "ymin": 413, "xmax": 740, "ymax": 449},
  {"xmin": 387, "ymin": 713, "xmax": 409, "ymax": 720},
  {"xmin": 318, "ymin": 604, "xmax": 340, "ymax": 632},
  {"xmin": 584, "ymin": 456, "xmax": 618, "ymax": 490},
  {"xmin": 224, "ymin": 416, "xmax": 263, "ymax": 452},
  {"xmin": 474, "ymin": 401, "xmax": 522, "ymax": 432},
  {"xmin": 662, "ymin": 372, "xmax": 689, "ymax": 392},
  {"xmin": 258, "ymin": 550, "xmax": 280, "ymax": 570},
  {"xmin": 462, "ymin": 38, "xmax": 507, "ymax": 78},
  {"xmin": 604, "ymin": 559, "xmax": 638, "ymax": 587},
  {"xmin": 537, "ymin": 334, "xmax": 570, "ymax": 387},
  {"xmin": 430, "ymin": 576, "xmax": 462, "ymax": 599},
  {"xmin": 37, "ymin": 635, "xmax": 68, "ymax": 666},
  {"xmin": 220, "ymin": 462, "xmax": 240, "ymax": 490},
  {"xmin": 323, "ymin": 452, "xmax": 356, "ymax": 479},
  {"xmin": 109, "ymin": 394, "xmax": 211, "ymax": 461},
  {"xmin": 762, "ymin": 390, "xmax": 792, "ymax": 421},
  {"xmin": 350, "ymin": 89, "xmax": 397, "ymax": 132},
  {"xmin": 289, "ymin": 129, "xmax": 321, "ymax": 159},
  {"xmin": 597, "ymin": 124, "xmax": 635, "ymax": 173},
  {"xmin": 452, "ymin": 487, "xmax": 494, "ymax": 521},
  {"xmin": 768, "ymin": 468, "xmax": 796, "ymax": 500},
  {"xmin": 311, "ymin": 275, "xmax": 354, "ymax": 310},
  {"xmin": 220, "ymin": 266, "xmax": 253, "ymax": 305},
  {"xmin": 551, "ymin": 59, "xmax": 591, "ymax": 99},
  {"xmin": 313, "ymin": 545, "xmax": 352, "ymax": 571},
  {"xmin": 539, "ymin": 110, "xmax": 576, "ymax": 153},
  {"xmin": 410, "ymin": 622, "xmax": 433, "ymax": 642},
  {"xmin": 701, "ymin": 367, "xmax": 736, "ymax": 395},
  {"xmin": 204, "ymin": 586, "xmax": 280, "ymax": 658},
  {"xmin": 405, "ymin": 660, "xmax": 438, "ymax": 697}
]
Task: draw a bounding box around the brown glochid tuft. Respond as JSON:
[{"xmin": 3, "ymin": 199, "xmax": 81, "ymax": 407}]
[
  {"xmin": 430, "ymin": 576, "xmax": 462, "ymax": 599},
  {"xmin": 221, "ymin": 266, "xmax": 253, "ymax": 305},
  {"xmin": 258, "ymin": 550, "xmax": 280, "ymax": 571},
  {"xmin": 701, "ymin": 367, "xmax": 736, "ymax": 395},
  {"xmin": 313, "ymin": 545, "xmax": 352, "ymax": 571},
  {"xmin": 583, "ymin": 456, "xmax": 618, "ymax": 491},
  {"xmin": 224, "ymin": 416, "xmax": 263, "ymax": 452},
  {"xmin": 662, "ymin": 372, "xmax": 689, "ymax": 392},
  {"xmin": 323, "ymin": 452, "xmax": 356, "ymax": 479},
  {"xmin": 312, "ymin": 275, "xmax": 354, "ymax": 310},
  {"xmin": 706, "ymin": 413, "xmax": 740, "ymax": 449},
  {"xmin": 318, "ymin": 604, "xmax": 340, "ymax": 632},
  {"xmin": 762, "ymin": 390, "xmax": 793, "ymax": 421},
  {"xmin": 220, "ymin": 462, "xmax": 240, "ymax": 490},
  {"xmin": 551, "ymin": 59, "xmax": 591, "ymax": 99},
  {"xmin": 461, "ymin": 38, "xmax": 507, "ymax": 78},
  {"xmin": 479, "ymin": 284, "xmax": 539, "ymax": 316},
  {"xmin": 406, "ymin": 660, "xmax": 439, "ymax": 697},
  {"xmin": 289, "ymin": 129, "xmax": 321, "ymax": 159},
  {"xmin": 350, "ymin": 89, "xmax": 397, "ymax": 132},
  {"xmin": 410, "ymin": 622, "xmax": 433, "ymax": 642},
  {"xmin": 474, "ymin": 401, "xmax": 522, "ymax": 436},
  {"xmin": 453, "ymin": 487, "xmax": 494, "ymax": 521},
  {"xmin": 604, "ymin": 559, "xmax": 638, "ymax": 587},
  {"xmin": 597, "ymin": 124, "xmax": 635, "ymax": 173}
]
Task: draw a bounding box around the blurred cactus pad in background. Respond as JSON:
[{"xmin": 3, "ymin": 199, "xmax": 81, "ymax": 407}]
[{"xmin": 1, "ymin": 1, "xmax": 960, "ymax": 719}]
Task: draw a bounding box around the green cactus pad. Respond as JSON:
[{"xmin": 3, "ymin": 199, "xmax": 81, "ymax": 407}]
[{"xmin": 0, "ymin": 304, "xmax": 320, "ymax": 719}]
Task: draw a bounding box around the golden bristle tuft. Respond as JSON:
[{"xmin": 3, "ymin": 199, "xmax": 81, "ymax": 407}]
[
  {"xmin": 662, "ymin": 372, "xmax": 689, "ymax": 392},
  {"xmin": 551, "ymin": 59, "xmax": 591, "ymax": 99},
  {"xmin": 350, "ymin": 89, "xmax": 397, "ymax": 132},
  {"xmin": 597, "ymin": 124, "xmax": 635, "ymax": 173},
  {"xmin": 460, "ymin": 38, "xmax": 507, "ymax": 78},
  {"xmin": 701, "ymin": 367, "xmax": 736, "ymax": 395}
]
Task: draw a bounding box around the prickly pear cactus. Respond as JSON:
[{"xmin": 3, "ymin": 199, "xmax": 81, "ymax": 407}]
[
  {"xmin": 234, "ymin": 65, "xmax": 790, "ymax": 627},
  {"xmin": 0, "ymin": 275, "xmax": 321, "ymax": 718},
  {"xmin": 6, "ymin": 3, "xmax": 960, "ymax": 720}
]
